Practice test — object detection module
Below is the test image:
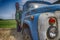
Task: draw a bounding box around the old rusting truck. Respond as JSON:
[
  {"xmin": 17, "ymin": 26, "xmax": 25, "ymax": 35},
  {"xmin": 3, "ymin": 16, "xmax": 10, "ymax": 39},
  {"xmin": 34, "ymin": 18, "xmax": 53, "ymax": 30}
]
[{"xmin": 21, "ymin": 1, "xmax": 60, "ymax": 40}]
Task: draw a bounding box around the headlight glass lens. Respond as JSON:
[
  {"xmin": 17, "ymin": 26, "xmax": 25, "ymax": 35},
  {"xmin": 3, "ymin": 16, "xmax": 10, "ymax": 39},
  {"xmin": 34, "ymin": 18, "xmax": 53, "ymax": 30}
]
[
  {"xmin": 47, "ymin": 26, "xmax": 58, "ymax": 39},
  {"xmin": 49, "ymin": 28, "xmax": 56, "ymax": 38},
  {"xmin": 50, "ymin": 32, "xmax": 56, "ymax": 38}
]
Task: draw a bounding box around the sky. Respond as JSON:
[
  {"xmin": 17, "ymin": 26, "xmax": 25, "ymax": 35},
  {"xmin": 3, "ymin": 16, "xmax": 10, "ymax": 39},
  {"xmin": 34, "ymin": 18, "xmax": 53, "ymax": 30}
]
[{"xmin": 0, "ymin": 0, "xmax": 58, "ymax": 19}]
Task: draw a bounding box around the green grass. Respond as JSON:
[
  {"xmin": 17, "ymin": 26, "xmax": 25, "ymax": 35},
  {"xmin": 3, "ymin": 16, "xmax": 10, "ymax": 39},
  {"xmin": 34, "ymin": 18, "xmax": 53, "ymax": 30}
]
[{"xmin": 0, "ymin": 20, "xmax": 16, "ymax": 28}]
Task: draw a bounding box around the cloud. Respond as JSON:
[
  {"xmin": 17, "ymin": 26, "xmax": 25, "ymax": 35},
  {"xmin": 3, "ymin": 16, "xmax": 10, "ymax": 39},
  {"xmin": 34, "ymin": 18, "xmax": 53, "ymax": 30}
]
[{"xmin": 20, "ymin": 0, "xmax": 28, "ymax": 5}]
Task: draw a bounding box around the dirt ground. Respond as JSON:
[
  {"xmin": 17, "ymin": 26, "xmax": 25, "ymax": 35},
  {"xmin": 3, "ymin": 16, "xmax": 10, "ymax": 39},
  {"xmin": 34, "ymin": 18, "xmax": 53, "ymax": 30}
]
[{"xmin": 0, "ymin": 28, "xmax": 23, "ymax": 40}]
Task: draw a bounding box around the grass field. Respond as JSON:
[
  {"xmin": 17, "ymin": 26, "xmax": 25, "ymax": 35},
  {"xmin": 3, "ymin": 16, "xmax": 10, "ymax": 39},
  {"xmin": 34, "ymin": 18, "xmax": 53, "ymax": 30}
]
[{"xmin": 0, "ymin": 20, "xmax": 16, "ymax": 28}]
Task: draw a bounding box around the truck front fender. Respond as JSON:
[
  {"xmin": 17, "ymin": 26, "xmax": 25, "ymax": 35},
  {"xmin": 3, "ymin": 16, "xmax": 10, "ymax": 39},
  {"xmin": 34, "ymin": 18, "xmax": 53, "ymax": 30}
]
[{"xmin": 23, "ymin": 20, "xmax": 38, "ymax": 40}]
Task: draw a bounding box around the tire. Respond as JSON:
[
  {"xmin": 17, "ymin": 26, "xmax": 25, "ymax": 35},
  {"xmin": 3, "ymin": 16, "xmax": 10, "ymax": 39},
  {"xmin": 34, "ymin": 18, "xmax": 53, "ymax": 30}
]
[{"xmin": 22, "ymin": 27, "xmax": 32, "ymax": 40}]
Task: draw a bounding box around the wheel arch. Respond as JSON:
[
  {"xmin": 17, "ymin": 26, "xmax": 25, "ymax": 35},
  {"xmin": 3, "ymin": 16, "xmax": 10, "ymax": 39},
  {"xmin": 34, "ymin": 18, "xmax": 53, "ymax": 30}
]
[
  {"xmin": 22, "ymin": 21, "xmax": 33, "ymax": 40},
  {"xmin": 22, "ymin": 20, "xmax": 32, "ymax": 29},
  {"xmin": 23, "ymin": 23, "xmax": 30, "ymax": 28}
]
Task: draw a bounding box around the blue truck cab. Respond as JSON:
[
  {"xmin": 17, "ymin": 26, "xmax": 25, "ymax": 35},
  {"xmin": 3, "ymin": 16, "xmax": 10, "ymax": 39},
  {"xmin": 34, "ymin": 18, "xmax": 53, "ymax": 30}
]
[{"xmin": 21, "ymin": 1, "xmax": 60, "ymax": 40}]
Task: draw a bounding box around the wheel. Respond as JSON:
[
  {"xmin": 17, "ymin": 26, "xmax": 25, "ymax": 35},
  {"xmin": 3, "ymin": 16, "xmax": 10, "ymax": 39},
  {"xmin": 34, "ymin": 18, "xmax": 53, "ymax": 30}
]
[{"xmin": 22, "ymin": 26, "xmax": 32, "ymax": 40}]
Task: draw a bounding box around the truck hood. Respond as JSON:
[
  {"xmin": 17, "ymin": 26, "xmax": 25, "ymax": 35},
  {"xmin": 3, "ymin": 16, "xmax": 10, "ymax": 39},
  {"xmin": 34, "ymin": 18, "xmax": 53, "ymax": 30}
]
[{"xmin": 30, "ymin": 4, "xmax": 60, "ymax": 13}]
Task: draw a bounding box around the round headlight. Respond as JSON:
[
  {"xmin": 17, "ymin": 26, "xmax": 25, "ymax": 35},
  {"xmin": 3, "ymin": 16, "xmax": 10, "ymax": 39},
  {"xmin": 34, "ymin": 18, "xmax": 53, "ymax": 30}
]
[{"xmin": 47, "ymin": 26, "xmax": 58, "ymax": 39}]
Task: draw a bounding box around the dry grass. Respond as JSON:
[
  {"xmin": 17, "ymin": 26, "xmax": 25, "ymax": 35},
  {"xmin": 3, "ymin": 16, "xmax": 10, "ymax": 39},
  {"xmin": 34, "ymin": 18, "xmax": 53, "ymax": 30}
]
[
  {"xmin": 0, "ymin": 29, "xmax": 11, "ymax": 40},
  {"xmin": 0, "ymin": 28, "xmax": 22, "ymax": 40}
]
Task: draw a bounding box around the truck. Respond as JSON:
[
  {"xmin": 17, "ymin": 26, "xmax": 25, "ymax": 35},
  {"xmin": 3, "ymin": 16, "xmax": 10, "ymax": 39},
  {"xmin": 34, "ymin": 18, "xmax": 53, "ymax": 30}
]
[{"xmin": 21, "ymin": 1, "xmax": 60, "ymax": 40}]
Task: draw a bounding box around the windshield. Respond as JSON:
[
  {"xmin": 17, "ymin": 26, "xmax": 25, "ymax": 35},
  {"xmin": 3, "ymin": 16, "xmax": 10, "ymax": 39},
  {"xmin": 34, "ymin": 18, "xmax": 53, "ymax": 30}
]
[{"xmin": 28, "ymin": 3, "xmax": 48, "ymax": 9}]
